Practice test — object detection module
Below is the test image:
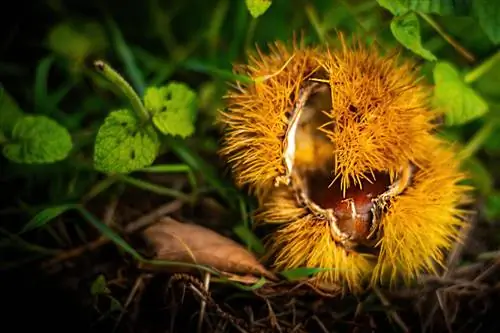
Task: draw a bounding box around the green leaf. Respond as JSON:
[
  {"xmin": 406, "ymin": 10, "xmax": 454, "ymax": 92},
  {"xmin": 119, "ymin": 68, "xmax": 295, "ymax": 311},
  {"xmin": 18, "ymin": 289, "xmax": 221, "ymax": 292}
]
[
  {"xmin": 233, "ymin": 225, "xmax": 265, "ymax": 255},
  {"xmin": 390, "ymin": 13, "xmax": 437, "ymax": 61},
  {"xmin": 21, "ymin": 204, "xmax": 77, "ymax": 233},
  {"xmin": 108, "ymin": 296, "xmax": 123, "ymax": 312},
  {"xmin": 280, "ymin": 267, "xmax": 330, "ymax": 281},
  {"xmin": 433, "ymin": 62, "xmax": 489, "ymax": 126},
  {"xmin": 47, "ymin": 21, "xmax": 108, "ymax": 63},
  {"xmin": 144, "ymin": 82, "xmax": 198, "ymax": 138},
  {"xmin": 91, "ymin": 274, "xmax": 111, "ymax": 295},
  {"xmin": 94, "ymin": 109, "xmax": 160, "ymax": 174},
  {"xmin": 376, "ymin": 0, "xmax": 408, "ymax": 15},
  {"xmin": 0, "ymin": 86, "xmax": 24, "ymax": 134},
  {"xmin": 3, "ymin": 115, "xmax": 73, "ymax": 164},
  {"xmin": 377, "ymin": 0, "xmax": 469, "ymax": 16},
  {"xmin": 473, "ymin": 0, "xmax": 500, "ymax": 45},
  {"xmin": 245, "ymin": 0, "xmax": 272, "ymax": 18},
  {"xmin": 403, "ymin": 0, "xmax": 470, "ymax": 16}
]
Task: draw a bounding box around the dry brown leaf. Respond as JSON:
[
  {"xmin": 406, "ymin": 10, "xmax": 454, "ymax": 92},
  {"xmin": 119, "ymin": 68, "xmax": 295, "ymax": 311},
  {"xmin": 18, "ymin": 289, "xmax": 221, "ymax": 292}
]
[{"xmin": 142, "ymin": 217, "xmax": 276, "ymax": 280}]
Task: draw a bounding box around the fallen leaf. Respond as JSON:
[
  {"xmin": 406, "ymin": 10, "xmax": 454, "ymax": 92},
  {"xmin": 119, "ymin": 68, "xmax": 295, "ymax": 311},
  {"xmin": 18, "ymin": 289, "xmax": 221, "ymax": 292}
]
[{"xmin": 142, "ymin": 217, "xmax": 276, "ymax": 280}]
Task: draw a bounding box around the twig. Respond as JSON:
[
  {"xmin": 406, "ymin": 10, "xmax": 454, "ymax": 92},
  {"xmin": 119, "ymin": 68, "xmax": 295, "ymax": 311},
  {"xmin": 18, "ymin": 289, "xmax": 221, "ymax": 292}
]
[
  {"xmin": 198, "ymin": 272, "xmax": 211, "ymax": 333},
  {"xmin": 170, "ymin": 274, "xmax": 250, "ymax": 333},
  {"xmin": 445, "ymin": 212, "xmax": 477, "ymax": 277},
  {"xmin": 41, "ymin": 236, "xmax": 109, "ymax": 268},
  {"xmin": 373, "ymin": 286, "xmax": 410, "ymax": 333},
  {"xmin": 422, "ymin": 212, "xmax": 477, "ymax": 331},
  {"xmin": 112, "ymin": 274, "xmax": 147, "ymax": 332},
  {"xmin": 477, "ymin": 250, "xmax": 500, "ymax": 261},
  {"xmin": 436, "ymin": 291, "xmax": 453, "ymax": 333},
  {"xmin": 124, "ymin": 199, "xmax": 183, "ymax": 233},
  {"xmin": 103, "ymin": 196, "xmax": 120, "ymax": 226},
  {"xmin": 417, "ymin": 12, "xmax": 475, "ymax": 63},
  {"xmin": 265, "ymin": 298, "xmax": 281, "ymax": 332},
  {"xmin": 474, "ymin": 260, "xmax": 500, "ymax": 282},
  {"xmin": 311, "ymin": 315, "xmax": 329, "ymax": 333}
]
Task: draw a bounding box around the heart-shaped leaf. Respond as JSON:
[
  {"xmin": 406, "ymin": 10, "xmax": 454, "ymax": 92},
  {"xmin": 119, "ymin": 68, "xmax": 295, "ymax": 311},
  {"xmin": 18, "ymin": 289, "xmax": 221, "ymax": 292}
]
[
  {"xmin": 433, "ymin": 62, "xmax": 489, "ymax": 126},
  {"xmin": 3, "ymin": 115, "xmax": 72, "ymax": 164},
  {"xmin": 144, "ymin": 82, "xmax": 198, "ymax": 138},
  {"xmin": 390, "ymin": 12, "xmax": 437, "ymax": 61},
  {"xmin": 245, "ymin": 0, "xmax": 272, "ymax": 18},
  {"xmin": 93, "ymin": 109, "xmax": 160, "ymax": 173}
]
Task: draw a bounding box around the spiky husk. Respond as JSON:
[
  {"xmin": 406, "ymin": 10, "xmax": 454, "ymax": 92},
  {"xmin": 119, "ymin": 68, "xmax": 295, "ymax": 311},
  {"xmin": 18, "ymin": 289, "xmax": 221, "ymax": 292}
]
[
  {"xmin": 255, "ymin": 137, "xmax": 470, "ymax": 293},
  {"xmin": 317, "ymin": 39, "xmax": 438, "ymax": 191},
  {"xmin": 218, "ymin": 41, "xmax": 322, "ymax": 194},
  {"xmin": 219, "ymin": 38, "xmax": 439, "ymax": 194},
  {"xmin": 219, "ymin": 37, "xmax": 471, "ymax": 293},
  {"xmin": 255, "ymin": 186, "xmax": 375, "ymax": 293},
  {"xmin": 371, "ymin": 137, "xmax": 471, "ymax": 286}
]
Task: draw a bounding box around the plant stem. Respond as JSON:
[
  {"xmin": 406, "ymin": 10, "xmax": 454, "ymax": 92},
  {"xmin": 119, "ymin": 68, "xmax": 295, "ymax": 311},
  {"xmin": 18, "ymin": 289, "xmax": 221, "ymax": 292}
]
[
  {"xmin": 464, "ymin": 50, "xmax": 500, "ymax": 84},
  {"xmin": 140, "ymin": 163, "xmax": 191, "ymax": 173},
  {"xmin": 81, "ymin": 175, "xmax": 119, "ymax": 203},
  {"xmin": 93, "ymin": 60, "xmax": 149, "ymax": 123},
  {"xmin": 417, "ymin": 12, "xmax": 475, "ymax": 63},
  {"xmin": 118, "ymin": 175, "xmax": 191, "ymax": 201},
  {"xmin": 140, "ymin": 163, "xmax": 198, "ymax": 190},
  {"xmin": 458, "ymin": 121, "xmax": 495, "ymax": 160},
  {"xmin": 305, "ymin": 4, "xmax": 325, "ymax": 43}
]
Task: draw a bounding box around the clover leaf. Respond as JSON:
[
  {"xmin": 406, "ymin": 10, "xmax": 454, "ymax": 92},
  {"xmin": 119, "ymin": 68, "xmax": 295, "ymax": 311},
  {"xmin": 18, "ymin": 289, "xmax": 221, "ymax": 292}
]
[
  {"xmin": 144, "ymin": 82, "xmax": 198, "ymax": 139},
  {"xmin": 93, "ymin": 109, "xmax": 160, "ymax": 173}
]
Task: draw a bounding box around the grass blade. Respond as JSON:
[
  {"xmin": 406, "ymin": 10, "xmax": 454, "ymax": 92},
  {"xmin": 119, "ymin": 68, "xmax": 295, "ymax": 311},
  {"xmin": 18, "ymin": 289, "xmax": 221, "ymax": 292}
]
[
  {"xmin": 34, "ymin": 55, "xmax": 55, "ymax": 114},
  {"xmin": 77, "ymin": 206, "xmax": 143, "ymax": 261},
  {"xmin": 233, "ymin": 224, "xmax": 265, "ymax": 255},
  {"xmin": 106, "ymin": 18, "xmax": 146, "ymax": 95},
  {"xmin": 279, "ymin": 267, "xmax": 331, "ymax": 281},
  {"xmin": 21, "ymin": 203, "xmax": 78, "ymax": 233}
]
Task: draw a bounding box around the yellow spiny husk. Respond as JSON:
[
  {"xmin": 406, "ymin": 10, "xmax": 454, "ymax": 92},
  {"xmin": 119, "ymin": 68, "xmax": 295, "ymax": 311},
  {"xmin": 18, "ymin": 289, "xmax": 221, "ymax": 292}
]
[
  {"xmin": 218, "ymin": 36, "xmax": 471, "ymax": 293},
  {"xmin": 255, "ymin": 186, "xmax": 375, "ymax": 293},
  {"xmin": 317, "ymin": 39, "xmax": 438, "ymax": 191},
  {"xmin": 371, "ymin": 137, "xmax": 471, "ymax": 286},
  {"xmin": 255, "ymin": 136, "xmax": 470, "ymax": 293}
]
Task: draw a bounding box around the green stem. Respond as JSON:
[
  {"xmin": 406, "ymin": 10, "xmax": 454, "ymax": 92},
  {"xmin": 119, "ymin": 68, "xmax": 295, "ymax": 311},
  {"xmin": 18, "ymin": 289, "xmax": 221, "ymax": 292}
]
[
  {"xmin": 93, "ymin": 60, "xmax": 149, "ymax": 123},
  {"xmin": 140, "ymin": 163, "xmax": 198, "ymax": 190},
  {"xmin": 305, "ymin": 4, "xmax": 325, "ymax": 43},
  {"xmin": 244, "ymin": 17, "xmax": 258, "ymax": 51},
  {"xmin": 81, "ymin": 175, "xmax": 119, "ymax": 203},
  {"xmin": 417, "ymin": 12, "xmax": 475, "ymax": 63},
  {"xmin": 140, "ymin": 163, "xmax": 191, "ymax": 173},
  {"xmin": 458, "ymin": 121, "xmax": 495, "ymax": 160},
  {"xmin": 118, "ymin": 175, "xmax": 191, "ymax": 201},
  {"xmin": 464, "ymin": 50, "xmax": 500, "ymax": 84}
]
